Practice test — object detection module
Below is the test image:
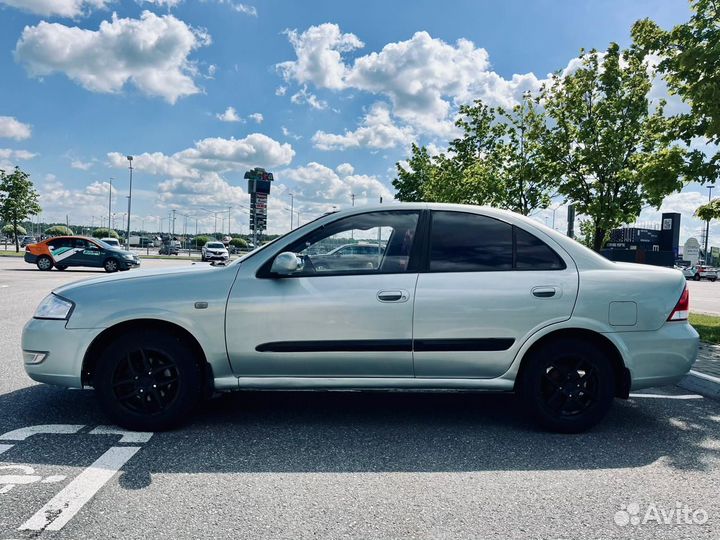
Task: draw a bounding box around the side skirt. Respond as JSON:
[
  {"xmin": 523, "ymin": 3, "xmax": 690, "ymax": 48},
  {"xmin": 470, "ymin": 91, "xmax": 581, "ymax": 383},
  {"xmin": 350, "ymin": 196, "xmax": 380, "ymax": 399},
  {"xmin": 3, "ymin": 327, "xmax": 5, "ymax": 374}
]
[{"xmin": 217, "ymin": 376, "xmax": 515, "ymax": 392}]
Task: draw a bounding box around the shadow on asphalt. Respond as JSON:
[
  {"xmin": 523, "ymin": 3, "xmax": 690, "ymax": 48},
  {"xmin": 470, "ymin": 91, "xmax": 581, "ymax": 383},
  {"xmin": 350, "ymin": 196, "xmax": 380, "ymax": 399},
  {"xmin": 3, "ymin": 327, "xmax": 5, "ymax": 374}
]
[
  {"xmin": 2, "ymin": 268, "xmax": 107, "ymax": 273},
  {"xmin": 1, "ymin": 384, "xmax": 719, "ymax": 488}
]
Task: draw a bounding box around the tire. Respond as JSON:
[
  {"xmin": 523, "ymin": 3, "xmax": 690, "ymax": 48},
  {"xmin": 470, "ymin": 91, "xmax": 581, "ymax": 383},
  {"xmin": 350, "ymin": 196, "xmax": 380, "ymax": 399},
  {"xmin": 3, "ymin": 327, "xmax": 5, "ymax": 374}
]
[
  {"xmin": 693, "ymin": 273, "xmax": 701, "ymax": 281},
  {"xmin": 519, "ymin": 338, "xmax": 615, "ymax": 433},
  {"xmin": 55, "ymin": 265, "xmax": 67, "ymax": 271},
  {"xmin": 711, "ymin": 278, "xmax": 717, "ymax": 282},
  {"xmin": 36, "ymin": 256, "xmax": 53, "ymax": 271},
  {"xmin": 94, "ymin": 329, "xmax": 202, "ymax": 431},
  {"xmin": 104, "ymin": 258, "xmax": 119, "ymax": 273}
]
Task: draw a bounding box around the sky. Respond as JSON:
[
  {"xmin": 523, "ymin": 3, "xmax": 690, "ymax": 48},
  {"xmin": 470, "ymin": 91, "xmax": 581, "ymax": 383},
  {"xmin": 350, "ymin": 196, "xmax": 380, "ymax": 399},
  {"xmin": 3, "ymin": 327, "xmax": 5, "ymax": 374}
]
[{"xmin": 0, "ymin": 0, "xmax": 715, "ymax": 244}]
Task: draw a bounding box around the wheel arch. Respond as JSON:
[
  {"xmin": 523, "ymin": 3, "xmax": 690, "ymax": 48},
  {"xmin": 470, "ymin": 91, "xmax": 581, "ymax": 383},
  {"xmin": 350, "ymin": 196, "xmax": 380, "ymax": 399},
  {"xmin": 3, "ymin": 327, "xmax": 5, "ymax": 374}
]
[
  {"xmin": 513, "ymin": 327, "xmax": 630, "ymax": 399},
  {"xmin": 82, "ymin": 318, "xmax": 213, "ymax": 396}
]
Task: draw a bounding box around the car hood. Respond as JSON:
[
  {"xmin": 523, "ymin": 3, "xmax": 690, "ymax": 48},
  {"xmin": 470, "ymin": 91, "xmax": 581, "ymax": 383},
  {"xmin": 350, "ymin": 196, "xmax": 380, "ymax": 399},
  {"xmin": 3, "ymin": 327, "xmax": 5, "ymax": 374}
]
[{"xmin": 53, "ymin": 263, "xmax": 219, "ymax": 296}]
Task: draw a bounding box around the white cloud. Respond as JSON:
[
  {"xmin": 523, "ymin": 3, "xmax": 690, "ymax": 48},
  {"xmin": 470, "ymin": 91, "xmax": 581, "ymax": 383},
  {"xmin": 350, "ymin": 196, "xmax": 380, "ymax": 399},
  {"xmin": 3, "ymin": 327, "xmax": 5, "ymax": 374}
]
[
  {"xmin": 0, "ymin": 0, "xmax": 112, "ymax": 17},
  {"xmin": 290, "ymin": 86, "xmax": 328, "ymax": 110},
  {"xmin": 248, "ymin": 112, "xmax": 263, "ymax": 124},
  {"xmin": 278, "ymin": 23, "xmax": 364, "ymax": 90},
  {"xmin": 0, "ymin": 148, "xmax": 36, "ymax": 169},
  {"xmin": 0, "ymin": 116, "xmax": 32, "ymax": 140},
  {"xmin": 233, "ymin": 3, "xmax": 256, "ymax": 16},
  {"xmin": 139, "ymin": 0, "xmax": 182, "ymax": 7},
  {"xmin": 275, "ymin": 86, "xmax": 287, "ymax": 96},
  {"xmin": 281, "ymin": 126, "xmax": 302, "ymax": 140},
  {"xmin": 15, "ymin": 11, "xmax": 211, "ymax": 104},
  {"xmin": 70, "ymin": 159, "xmax": 93, "ymax": 170},
  {"xmin": 279, "ymin": 161, "xmax": 392, "ymax": 209},
  {"xmin": 312, "ymin": 102, "xmax": 414, "ymax": 150},
  {"xmin": 216, "ymin": 106, "xmax": 242, "ymax": 122},
  {"xmin": 109, "ymin": 134, "xmax": 294, "ymax": 178},
  {"xmin": 278, "ymin": 24, "xmax": 545, "ymax": 138},
  {"xmin": 335, "ymin": 163, "xmax": 354, "ymax": 176}
]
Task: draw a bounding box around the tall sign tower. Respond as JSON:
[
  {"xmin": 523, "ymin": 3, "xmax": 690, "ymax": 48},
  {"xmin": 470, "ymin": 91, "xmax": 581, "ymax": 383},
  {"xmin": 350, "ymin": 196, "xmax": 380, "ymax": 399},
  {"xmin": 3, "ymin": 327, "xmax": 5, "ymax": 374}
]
[{"xmin": 244, "ymin": 167, "xmax": 273, "ymax": 246}]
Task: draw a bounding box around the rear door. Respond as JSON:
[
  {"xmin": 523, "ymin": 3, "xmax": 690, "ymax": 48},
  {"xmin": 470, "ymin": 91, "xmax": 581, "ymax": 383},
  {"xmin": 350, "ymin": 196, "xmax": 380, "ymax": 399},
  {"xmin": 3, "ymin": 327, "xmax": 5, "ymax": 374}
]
[
  {"xmin": 412, "ymin": 210, "xmax": 578, "ymax": 379},
  {"xmin": 45, "ymin": 237, "xmax": 82, "ymax": 266}
]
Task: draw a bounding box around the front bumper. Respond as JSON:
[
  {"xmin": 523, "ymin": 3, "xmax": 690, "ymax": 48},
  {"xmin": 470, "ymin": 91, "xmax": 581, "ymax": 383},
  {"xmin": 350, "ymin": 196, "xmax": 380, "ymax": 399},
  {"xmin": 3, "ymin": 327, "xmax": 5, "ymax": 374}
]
[
  {"xmin": 204, "ymin": 253, "xmax": 229, "ymax": 260},
  {"xmin": 119, "ymin": 257, "xmax": 140, "ymax": 269},
  {"xmin": 21, "ymin": 318, "xmax": 102, "ymax": 388},
  {"xmin": 615, "ymin": 322, "xmax": 699, "ymax": 390}
]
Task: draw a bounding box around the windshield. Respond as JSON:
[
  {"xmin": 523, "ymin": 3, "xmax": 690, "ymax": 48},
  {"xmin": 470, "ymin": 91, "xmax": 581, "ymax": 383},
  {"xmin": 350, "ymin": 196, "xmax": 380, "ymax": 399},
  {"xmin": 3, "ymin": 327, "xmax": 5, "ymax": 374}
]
[{"xmin": 206, "ymin": 242, "xmax": 225, "ymax": 249}]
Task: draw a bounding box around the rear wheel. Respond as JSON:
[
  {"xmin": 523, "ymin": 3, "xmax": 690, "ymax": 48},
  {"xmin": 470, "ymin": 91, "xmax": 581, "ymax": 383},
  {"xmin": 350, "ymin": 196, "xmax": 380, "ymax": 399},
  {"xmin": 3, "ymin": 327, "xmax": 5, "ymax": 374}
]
[
  {"xmin": 519, "ymin": 339, "xmax": 615, "ymax": 433},
  {"xmin": 104, "ymin": 258, "xmax": 119, "ymax": 273},
  {"xmin": 711, "ymin": 277, "xmax": 717, "ymax": 282},
  {"xmin": 94, "ymin": 330, "xmax": 202, "ymax": 431},
  {"xmin": 693, "ymin": 273, "xmax": 701, "ymax": 281},
  {"xmin": 36, "ymin": 256, "xmax": 53, "ymax": 271},
  {"xmin": 55, "ymin": 265, "xmax": 67, "ymax": 271}
]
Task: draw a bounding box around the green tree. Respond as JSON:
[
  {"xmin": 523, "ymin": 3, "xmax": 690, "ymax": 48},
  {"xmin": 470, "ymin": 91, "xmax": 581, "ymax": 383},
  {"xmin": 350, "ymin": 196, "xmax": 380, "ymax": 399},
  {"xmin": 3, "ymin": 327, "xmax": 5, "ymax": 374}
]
[
  {"xmin": 632, "ymin": 0, "xmax": 720, "ymax": 156},
  {"xmin": 45, "ymin": 225, "xmax": 74, "ymax": 236},
  {"xmin": 392, "ymin": 143, "xmax": 435, "ymax": 202},
  {"xmin": 540, "ymin": 43, "xmax": 689, "ymax": 250},
  {"xmin": 2, "ymin": 223, "xmax": 26, "ymax": 240},
  {"xmin": 229, "ymin": 237, "xmax": 248, "ymax": 248},
  {"xmin": 0, "ymin": 167, "xmax": 41, "ymax": 252},
  {"xmin": 91, "ymin": 228, "xmax": 119, "ymax": 239},
  {"xmin": 695, "ymin": 198, "xmax": 720, "ymax": 221}
]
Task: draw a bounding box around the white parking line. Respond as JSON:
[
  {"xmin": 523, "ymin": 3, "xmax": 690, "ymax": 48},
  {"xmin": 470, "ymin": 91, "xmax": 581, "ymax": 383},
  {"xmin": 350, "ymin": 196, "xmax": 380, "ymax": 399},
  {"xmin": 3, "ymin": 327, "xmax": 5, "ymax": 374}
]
[
  {"xmin": 88, "ymin": 426, "xmax": 153, "ymax": 444},
  {"xmin": 19, "ymin": 446, "xmax": 141, "ymax": 532},
  {"xmin": 0, "ymin": 424, "xmax": 85, "ymax": 441},
  {"xmin": 629, "ymin": 393, "xmax": 704, "ymax": 400},
  {"xmin": 689, "ymin": 369, "xmax": 720, "ymax": 385}
]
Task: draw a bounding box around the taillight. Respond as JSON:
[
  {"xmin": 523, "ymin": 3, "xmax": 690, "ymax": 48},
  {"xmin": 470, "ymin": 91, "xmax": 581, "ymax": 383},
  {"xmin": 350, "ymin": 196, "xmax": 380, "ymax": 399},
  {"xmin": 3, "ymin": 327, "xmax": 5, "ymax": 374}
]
[{"xmin": 668, "ymin": 287, "xmax": 689, "ymax": 321}]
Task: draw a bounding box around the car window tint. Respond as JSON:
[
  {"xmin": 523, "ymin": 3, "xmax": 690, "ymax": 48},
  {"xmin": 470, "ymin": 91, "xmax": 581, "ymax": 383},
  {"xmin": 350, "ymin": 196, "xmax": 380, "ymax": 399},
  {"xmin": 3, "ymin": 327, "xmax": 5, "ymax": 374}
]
[
  {"xmin": 429, "ymin": 212, "xmax": 512, "ymax": 271},
  {"xmin": 515, "ymin": 228, "xmax": 565, "ymax": 270},
  {"xmin": 48, "ymin": 238, "xmax": 71, "ymax": 249},
  {"xmin": 286, "ymin": 211, "xmax": 419, "ymax": 276}
]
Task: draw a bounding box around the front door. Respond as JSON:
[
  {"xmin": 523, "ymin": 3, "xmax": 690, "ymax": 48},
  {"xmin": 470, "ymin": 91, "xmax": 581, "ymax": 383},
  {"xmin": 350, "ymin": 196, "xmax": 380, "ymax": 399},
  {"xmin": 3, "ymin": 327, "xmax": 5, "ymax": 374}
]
[
  {"xmin": 225, "ymin": 210, "xmax": 422, "ymax": 378},
  {"xmin": 412, "ymin": 210, "xmax": 579, "ymax": 379}
]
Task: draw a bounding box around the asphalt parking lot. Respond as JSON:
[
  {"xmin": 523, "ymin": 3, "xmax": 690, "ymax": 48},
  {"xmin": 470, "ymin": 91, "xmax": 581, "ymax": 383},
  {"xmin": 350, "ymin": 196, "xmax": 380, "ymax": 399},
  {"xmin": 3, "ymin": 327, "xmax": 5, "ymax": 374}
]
[{"xmin": 0, "ymin": 257, "xmax": 719, "ymax": 539}]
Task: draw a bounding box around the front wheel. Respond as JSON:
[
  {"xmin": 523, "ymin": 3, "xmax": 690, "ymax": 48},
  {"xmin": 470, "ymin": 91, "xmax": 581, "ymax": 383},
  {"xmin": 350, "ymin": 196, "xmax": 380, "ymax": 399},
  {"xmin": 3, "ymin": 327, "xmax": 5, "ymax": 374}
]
[
  {"xmin": 104, "ymin": 258, "xmax": 119, "ymax": 273},
  {"xmin": 693, "ymin": 273, "xmax": 701, "ymax": 281},
  {"xmin": 519, "ymin": 339, "xmax": 615, "ymax": 433},
  {"xmin": 711, "ymin": 277, "xmax": 717, "ymax": 282},
  {"xmin": 94, "ymin": 330, "xmax": 202, "ymax": 431}
]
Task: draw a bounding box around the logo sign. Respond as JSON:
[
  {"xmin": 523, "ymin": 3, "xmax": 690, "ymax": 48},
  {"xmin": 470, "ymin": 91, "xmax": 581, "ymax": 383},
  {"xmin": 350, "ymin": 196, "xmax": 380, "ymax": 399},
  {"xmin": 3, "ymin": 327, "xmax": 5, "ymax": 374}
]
[{"xmin": 663, "ymin": 218, "xmax": 673, "ymax": 230}]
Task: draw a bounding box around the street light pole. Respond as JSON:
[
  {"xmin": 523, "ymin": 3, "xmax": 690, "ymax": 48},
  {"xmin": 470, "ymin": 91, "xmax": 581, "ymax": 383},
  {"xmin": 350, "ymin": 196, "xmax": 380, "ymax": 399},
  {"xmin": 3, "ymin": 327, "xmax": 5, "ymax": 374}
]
[
  {"xmin": 289, "ymin": 193, "xmax": 294, "ymax": 230},
  {"xmin": 125, "ymin": 157, "xmax": 133, "ymax": 249},
  {"xmin": 108, "ymin": 177, "xmax": 113, "ymax": 233},
  {"xmin": 705, "ymin": 184, "xmax": 715, "ymax": 264}
]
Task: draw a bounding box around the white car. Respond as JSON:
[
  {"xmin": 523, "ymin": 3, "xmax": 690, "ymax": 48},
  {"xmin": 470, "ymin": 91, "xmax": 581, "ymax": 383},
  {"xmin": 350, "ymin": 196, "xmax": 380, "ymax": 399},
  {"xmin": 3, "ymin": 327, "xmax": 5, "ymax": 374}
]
[
  {"xmin": 682, "ymin": 265, "xmax": 717, "ymax": 282},
  {"xmin": 201, "ymin": 241, "xmax": 229, "ymax": 262},
  {"xmin": 100, "ymin": 237, "xmax": 120, "ymax": 248},
  {"xmin": 21, "ymin": 204, "xmax": 698, "ymax": 433}
]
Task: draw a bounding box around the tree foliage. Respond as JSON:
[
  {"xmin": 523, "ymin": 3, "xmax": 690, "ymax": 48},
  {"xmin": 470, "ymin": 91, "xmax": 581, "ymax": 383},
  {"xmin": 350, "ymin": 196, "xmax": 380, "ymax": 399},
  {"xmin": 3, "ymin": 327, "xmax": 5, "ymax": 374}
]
[
  {"xmin": 632, "ymin": 0, "xmax": 720, "ymax": 155},
  {"xmin": 45, "ymin": 225, "xmax": 74, "ymax": 236},
  {"xmin": 393, "ymin": 97, "xmax": 556, "ymax": 216},
  {"xmin": 695, "ymin": 198, "xmax": 720, "ymax": 221},
  {"xmin": 92, "ymin": 228, "xmax": 119, "ymax": 239},
  {"xmin": 2, "ymin": 223, "xmax": 26, "ymax": 238},
  {"xmin": 540, "ymin": 43, "xmax": 689, "ymax": 250},
  {"xmin": 0, "ymin": 167, "xmax": 41, "ymax": 252},
  {"xmin": 229, "ymin": 237, "xmax": 248, "ymax": 248}
]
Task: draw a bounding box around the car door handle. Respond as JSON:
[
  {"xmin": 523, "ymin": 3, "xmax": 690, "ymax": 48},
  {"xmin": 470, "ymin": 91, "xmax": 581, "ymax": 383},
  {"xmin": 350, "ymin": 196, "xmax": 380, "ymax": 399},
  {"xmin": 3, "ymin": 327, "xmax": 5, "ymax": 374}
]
[
  {"xmin": 377, "ymin": 290, "xmax": 409, "ymax": 303},
  {"xmin": 532, "ymin": 286, "xmax": 557, "ymax": 298}
]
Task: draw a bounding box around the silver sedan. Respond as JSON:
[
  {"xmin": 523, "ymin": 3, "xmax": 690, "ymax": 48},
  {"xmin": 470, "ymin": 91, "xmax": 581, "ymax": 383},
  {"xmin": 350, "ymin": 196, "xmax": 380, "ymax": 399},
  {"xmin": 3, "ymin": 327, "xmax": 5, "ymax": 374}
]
[{"xmin": 22, "ymin": 203, "xmax": 698, "ymax": 433}]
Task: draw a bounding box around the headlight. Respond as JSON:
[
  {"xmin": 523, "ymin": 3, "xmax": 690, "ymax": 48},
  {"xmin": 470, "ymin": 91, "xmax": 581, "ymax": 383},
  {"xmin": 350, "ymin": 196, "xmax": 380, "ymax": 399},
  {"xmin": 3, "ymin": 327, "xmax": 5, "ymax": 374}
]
[{"xmin": 34, "ymin": 294, "xmax": 74, "ymax": 320}]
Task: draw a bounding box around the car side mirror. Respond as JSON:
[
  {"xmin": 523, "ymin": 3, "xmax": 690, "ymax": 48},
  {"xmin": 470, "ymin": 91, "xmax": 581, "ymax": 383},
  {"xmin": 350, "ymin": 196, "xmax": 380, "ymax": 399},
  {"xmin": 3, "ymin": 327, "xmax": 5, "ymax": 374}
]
[{"xmin": 271, "ymin": 252, "xmax": 303, "ymax": 275}]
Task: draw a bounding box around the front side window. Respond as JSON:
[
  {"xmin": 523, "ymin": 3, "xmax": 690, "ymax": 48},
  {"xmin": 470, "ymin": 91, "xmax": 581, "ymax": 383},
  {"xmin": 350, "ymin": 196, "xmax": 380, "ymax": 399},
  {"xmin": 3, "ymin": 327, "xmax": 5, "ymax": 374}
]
[
  {"xmin": 280, "ymin": 211, "xmax": 420, "ymax": 276},
  {"xmin": 429, "ymin": 211, "xmax": 565, "ymax": 272}
]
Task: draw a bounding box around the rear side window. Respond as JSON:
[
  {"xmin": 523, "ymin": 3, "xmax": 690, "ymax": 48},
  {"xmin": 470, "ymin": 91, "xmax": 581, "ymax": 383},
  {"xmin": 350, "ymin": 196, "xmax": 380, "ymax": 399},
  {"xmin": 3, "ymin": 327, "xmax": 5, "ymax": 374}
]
[
  {"xmin": 429, "ymin": 211, "xmax": 565, "ymax": 272},
  {"xmin": 515, "ymin": 227, "xmax": 565, "ymax": 270},
  {"xmin": 429, "ymin": 212, "xmax": 512, "ymax": 271}
]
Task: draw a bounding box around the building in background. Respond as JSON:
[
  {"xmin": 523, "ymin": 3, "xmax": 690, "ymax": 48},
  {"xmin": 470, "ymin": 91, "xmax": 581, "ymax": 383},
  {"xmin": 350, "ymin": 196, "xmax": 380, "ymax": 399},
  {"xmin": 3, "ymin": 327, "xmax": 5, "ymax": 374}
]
[{"xmin": 601, "ymin": 212, "xmax": 681, "ymax": 267}]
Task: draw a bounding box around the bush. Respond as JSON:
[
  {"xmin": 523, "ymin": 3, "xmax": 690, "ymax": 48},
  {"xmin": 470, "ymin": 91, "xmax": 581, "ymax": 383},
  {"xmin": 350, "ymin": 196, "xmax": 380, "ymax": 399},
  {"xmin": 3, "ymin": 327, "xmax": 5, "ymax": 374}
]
[
  {"xmin": 2, "ymin": 224, "xmax": 26, "ymax": 237},
  {"xmin": 194, "ymin": 236, "xmax": 210, "ymax": 248},
  {"xmin": 92, "ymin": 228, "xmax": 119, "ymax": 239},
  {"xmin": 229, "ymin": 237, "xmax": 248, "ymax": 248},
  {"xmin": 45, "ymin": 225, "xmax": 74, "ymax": 236}
]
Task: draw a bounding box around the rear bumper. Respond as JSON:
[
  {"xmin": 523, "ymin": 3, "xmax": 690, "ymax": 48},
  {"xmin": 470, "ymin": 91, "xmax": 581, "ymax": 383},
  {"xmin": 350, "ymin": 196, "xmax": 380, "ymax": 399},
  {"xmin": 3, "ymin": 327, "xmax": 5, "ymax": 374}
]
[
  {"xmin": 612, "ymin": 322, "xmax": 699, "ymax": 390},
  {"xmin": 24, "ymin": 252, "xmax": 37, "ymax": 264}
]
